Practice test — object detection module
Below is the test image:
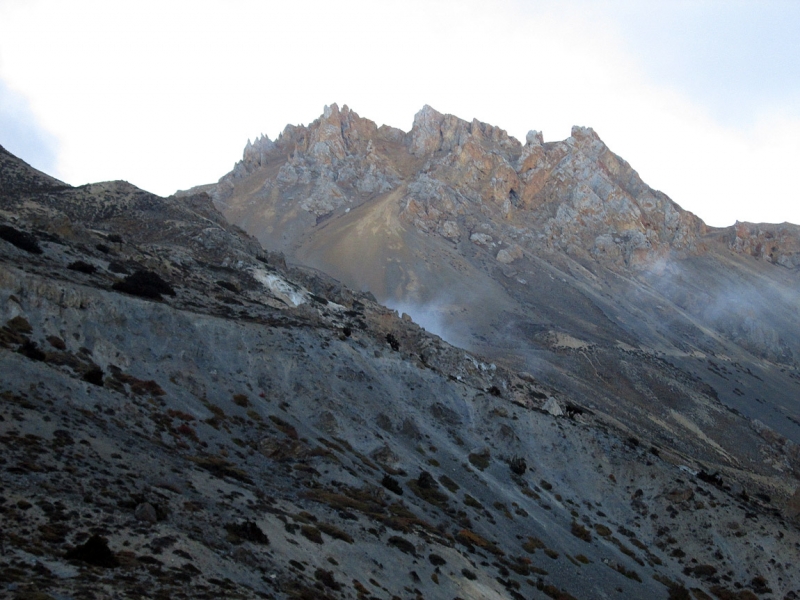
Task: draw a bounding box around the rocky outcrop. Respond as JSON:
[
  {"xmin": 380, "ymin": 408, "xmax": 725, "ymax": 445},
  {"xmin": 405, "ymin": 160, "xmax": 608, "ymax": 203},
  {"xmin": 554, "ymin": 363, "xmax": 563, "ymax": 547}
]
[
  {"xmin": 214, "ymin": 104, "xmax": 403, "ymax": 220},
  {"xmin": 728, "ymin": 221, "xmax": 800, "ymax": 267},
  {"xmin": 211, "ymin": 105, "xmax": 711, "ymax": 271}
]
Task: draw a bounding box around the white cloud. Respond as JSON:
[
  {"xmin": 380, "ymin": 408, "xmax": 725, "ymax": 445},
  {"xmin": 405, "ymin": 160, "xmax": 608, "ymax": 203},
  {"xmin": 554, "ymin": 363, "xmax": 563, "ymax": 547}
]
[{"xmin": 0, "ymin": 0, "xmax": 797, "ymax": 226}]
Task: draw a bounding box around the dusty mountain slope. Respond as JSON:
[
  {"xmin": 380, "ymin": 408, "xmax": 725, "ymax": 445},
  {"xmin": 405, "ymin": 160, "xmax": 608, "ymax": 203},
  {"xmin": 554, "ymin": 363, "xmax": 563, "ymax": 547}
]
[{"xmin": 3, "ymin": 145, "xmax": 800, "ymax": 599}]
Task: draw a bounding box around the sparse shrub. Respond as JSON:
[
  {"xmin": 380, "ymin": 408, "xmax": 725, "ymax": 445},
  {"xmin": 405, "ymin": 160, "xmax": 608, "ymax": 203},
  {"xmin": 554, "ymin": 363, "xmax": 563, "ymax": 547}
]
[
  {"xmin": 129, "ymin": 379, "xmax": 165, "ymax": 396},
  {"xmin": 684, "ymin": 564, "xmax": 717, "ymax": 579},
  {"xmin": 18, "ymin": 340, "xmax": 45, "ymax": 361},
  {"xmin": 468, "ymin": 448, "xmax": 491, "ymax": 470},
  {"xmin": 464, "ymin": 494, "xmax": 483, "ymax": 509},
  {"xmin": 317, "ymin": 522, "xmax": 353, "ymax": 544},
  {"xmin": 207, "ymin": 404, "xmax": 226, "ymax": 419},
  {"xmin": 225, "ymin": 520, "xmax": 269, "ymax": 545},
  {"xmin": 107, "ymin": 233, "xmax": 123, "ymax": 243},
  {"xmin": 112, "ymin": 269, "xmax": 175, "ymax": 300},
  {"xmin": 493, "ymin": 501, "xmax": 513, "ymax": 519},
  {"xmin": 542, "ymin": 584, "xmax": 578, "ymax": 600},
  {"xmin": 0, "ymin": 224, "xmax": 42, "ymax": 254},
  {"xmin": 82, "ymin": 367, "xmax": 104, "ymax": 386},
  {"xmin": 294, "ymin": 511, "xmax": 316, "ymax": 523},
  {"xmin": 594, "ymin": 523, "xmax": 612, "ymax": 537},
  {"xmin": 571, "ymin": 521, "xmax": 591, "ymax": 542},
  {"xmin": 417, "ymin": 470, "xmax": 436, "ymax": 489},
  {"xmin": 750, "ymin": 575, "xmax": 771, "ymax": 594},
  {"xmin": 7, "ymin": 315, "xmax": 32, "ymax": 333},
  {"xmin": 68, "ymin": 260, "xmax": 96, "ymax": 274},
  {"xmin": 455, "ymin": 529, "xmax": 504, "ymax": 556},
  {"xmin": 96, "ymin": 243, "xmax": 110, "ymax": 253},
  {"xmin": 544, "ymin": 548, "xmax": 559, "ymax": 559},
  {"xmin": 508, "ymin": 455, "xmax": 527, "ymax": 475},
  {"xmin": 189, "ymin": 456, "xmax": 253, "ymax": 484},
  {"xmin": 428, "ymin": 553, "xmax": 446, "ymax": 566},
  {"xmin": 388, "ymin": 535, "xmax": 416, "ymax": 555},
  {"xmin": 666, "ymin": 584, "xmax": 691, "ymax": 600},
  {"xmin": 408, "ymin": 471, "xmax": 449, "ymax": 507},
  {"xmin": 314, "ymin": 568, "xmax": 341, "ymax": 590},
  {"xmin": 381, "ymin": 474, "xmax": 403, "ymax": 495},
  {"xmin": 439, "ymin": 475, "xmax": 459, "ymax": 492},
  {"xmin": 47, "ymin": 335, "xmax": 66, "ymax": 349},
  {"xmin": 176, "ymin": 423, "xmax": 198, "ymax": 441},
  {"xmin": 232, "ymin": 393, "xmax": 249, "ymax": 407},
  {"xmin": 611, "ymin": 562, "xmax": 641, "ymax": 582},
  {"xmin": 488, "ymin": 385, "xmax": 502, "ymax": 397},
  {"xmin": 575, "ymin": 554, "xmax": 591, "ymax": 564},
  {"xmin": 167, "ymin": 409, "xmax": 195, "ymax": 421},
  {"xmin": 269, "ymin": 414, "xmax": 298, "ymax": 439},
  {"xmin": 539, "ymin": 479, "xmax": 553, "ymax": 491},
  {"xmin": 461, "ymin": 568, "xmax": 477, "ymax": 580},
  {"xmin": 300, "ymin": 525, "xmax": 323, "ymax": 544},
  {"xmin": 522, "ymin": 536, "xmax": 545, "ymax": 553},
  {"xmin": 709, "ymin": 586, "xmax": 758, "ymax": 600}
]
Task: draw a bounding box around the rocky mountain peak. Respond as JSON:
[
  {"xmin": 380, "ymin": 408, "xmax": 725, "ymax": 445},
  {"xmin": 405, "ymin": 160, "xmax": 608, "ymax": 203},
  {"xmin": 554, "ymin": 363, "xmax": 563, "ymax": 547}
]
[{"xmin": 409, "ymin": 104, "xmax": 521, "ymax": 158}]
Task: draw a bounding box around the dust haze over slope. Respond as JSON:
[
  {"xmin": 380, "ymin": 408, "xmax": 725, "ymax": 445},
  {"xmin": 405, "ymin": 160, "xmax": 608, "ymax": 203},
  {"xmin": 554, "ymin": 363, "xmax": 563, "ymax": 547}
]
[{"xmin": 4, "ymin": 143, "xmax": 800, "ymax": 599}]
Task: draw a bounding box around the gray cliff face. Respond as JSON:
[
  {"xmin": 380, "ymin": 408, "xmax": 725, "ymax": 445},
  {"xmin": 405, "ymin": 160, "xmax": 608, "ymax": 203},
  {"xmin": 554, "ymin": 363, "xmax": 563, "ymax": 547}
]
[{"xmin": 2, "ymin": 136, "xmax": 800, "ymax": 600}]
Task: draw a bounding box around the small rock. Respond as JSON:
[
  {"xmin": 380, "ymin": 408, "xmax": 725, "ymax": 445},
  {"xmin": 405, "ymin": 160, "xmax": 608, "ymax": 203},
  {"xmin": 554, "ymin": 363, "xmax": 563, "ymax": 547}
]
[
  {"xmin": 496, "ymin": 244, "xmax": 523, "ymax": 264},
  {"xmin": 470, "ymin": 232, "xmax": 493, "ymax": 246},
  {"xmin": 666, "ymin": 488, "xmax": 694, "ymax": 504},
  {"xmin": 441, "ymin": 220, "xmax": 460, "ymax": 239},
  {"xmin": 134, "ymin": 502, "xmax": 158, "ymax": 523},
  {"xmin": 543, "ymin": 397, "xmax": 564, "ymax": 417},
  {"xmin": 526, "ymin": 130, "xmax": 544, "ymax": 146}
]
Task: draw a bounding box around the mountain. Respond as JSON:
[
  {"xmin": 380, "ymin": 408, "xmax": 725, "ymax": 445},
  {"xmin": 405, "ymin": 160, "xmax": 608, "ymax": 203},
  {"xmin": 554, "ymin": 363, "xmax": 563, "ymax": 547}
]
[
  {"xmin": 203, "ymin": 103, "xmax": 800, "ymax": 456},
  {"xmin": 1, "ymin": 113, "xmax": 799, "ymax": 600}
]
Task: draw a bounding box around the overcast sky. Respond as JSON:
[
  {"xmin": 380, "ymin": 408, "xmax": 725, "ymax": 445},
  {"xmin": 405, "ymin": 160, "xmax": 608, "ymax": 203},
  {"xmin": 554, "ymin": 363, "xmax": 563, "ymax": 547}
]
[{"xmin": 1, "ymin": 0, "xmax": 798, "ymax": 227}]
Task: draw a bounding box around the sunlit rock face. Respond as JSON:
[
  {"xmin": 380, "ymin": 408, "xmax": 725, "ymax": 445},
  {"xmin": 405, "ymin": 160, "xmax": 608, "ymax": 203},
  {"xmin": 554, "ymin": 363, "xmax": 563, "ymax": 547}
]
[{"xmin": 209, "ymin": 104, "xmax": 708, "ymax": 273}]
